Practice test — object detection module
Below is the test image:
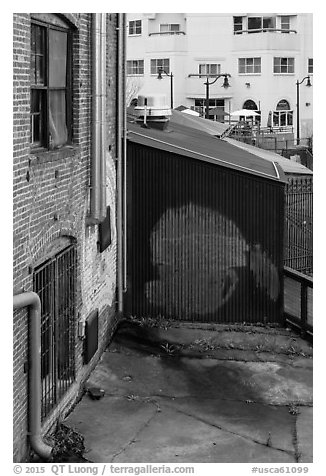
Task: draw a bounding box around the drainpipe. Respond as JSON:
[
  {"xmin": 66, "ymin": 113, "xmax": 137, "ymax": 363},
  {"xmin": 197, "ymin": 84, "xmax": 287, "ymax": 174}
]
[
  {"xmin": 116, "ymin": 13, "xmax": 126, "ymax": 312},
  {"xmin": 13, "ymin": 292, "xmax": 53, "ymax": 460},
  {"xmin": 89, "ymin": 13, "xmax": 102, "ymax": 223},
  {"xmin": 100, "ymin": 13, "xmax": 107, "ymax": 219},
  {"xmin": 122, "ymin": 13, "xmax": 127, "ymax": 295}
]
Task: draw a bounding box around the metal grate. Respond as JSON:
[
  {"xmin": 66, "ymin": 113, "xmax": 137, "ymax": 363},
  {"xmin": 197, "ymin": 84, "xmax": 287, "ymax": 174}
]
[
  {"xmin": 284, "ymin": 177, "xmax": 313, "ymax": 276},
  {"xmin": 33, "ymin": 244, "xmax": 76, "ymax": 421}
]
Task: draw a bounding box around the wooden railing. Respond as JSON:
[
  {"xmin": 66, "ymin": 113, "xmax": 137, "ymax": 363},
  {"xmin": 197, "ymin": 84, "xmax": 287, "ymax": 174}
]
[{"xmin": 283, "ymin": 266, "xmax": 313, "ymax": 339}]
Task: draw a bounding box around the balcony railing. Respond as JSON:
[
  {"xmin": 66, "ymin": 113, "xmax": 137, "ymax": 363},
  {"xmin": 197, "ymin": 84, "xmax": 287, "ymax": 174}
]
[
  {"xmin": 149, "ymin": 31, "xmax": 186, "ymax": 36},
  {"xmin": 234, "ymin": 28, "xmax": 297, "ymax": 35}
]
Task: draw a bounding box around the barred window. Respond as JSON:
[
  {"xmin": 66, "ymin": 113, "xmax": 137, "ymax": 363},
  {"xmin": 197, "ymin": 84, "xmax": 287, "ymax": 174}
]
[
  {"xmin": 151, "ymin": 58, "xmax": 170, "ymax": 74},
  {"xmin": 238, "ymin": 58, "xmax": 261, "ymax": 74},
  {"xmin": 129, "ymin": 20, "xmax": 142, "ymax": 35},
  {"xmin": 274, "ymin": 57, "xmax": 295, "ymax": 74},
  {"xmin": 30, "ymin": 16, "xmax": 72, "ymax": 150},
  {"xmin": 127, "ymin": 60, "xmax": 144, "ymax": 75}
]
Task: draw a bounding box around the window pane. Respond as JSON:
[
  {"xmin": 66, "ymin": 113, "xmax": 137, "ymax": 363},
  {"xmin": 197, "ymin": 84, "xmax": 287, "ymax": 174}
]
[
  {"xmin": 160, "ymin": 24, "xmax": 169, "ymax": 32},
  {"xmin": 31, "ymin": 24, "xmax": 46, "ymax": 85},
  {"xmin": 49, "ymin": 29, "xmax": 67, "ymax": 87},
  {"xmin": 49, "ymin": 90, "xmax": 68, "ymax": 148},
  {"xmin": 31, "ymin": 89, "xmax": 45, "ymax": 146},
  {"xmin": 248, "ymin": 17, "xmax": 261, "ymax": 31}
]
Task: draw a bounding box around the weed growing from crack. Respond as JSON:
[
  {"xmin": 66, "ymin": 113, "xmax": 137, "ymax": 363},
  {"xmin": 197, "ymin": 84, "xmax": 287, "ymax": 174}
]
[
  {"xmin": 161, "ymin": 343, "xmax": 176, "ymax": 355},
  {"xmin": 266, "ymin": 432, "xmax": 272, "ymax": 447}
]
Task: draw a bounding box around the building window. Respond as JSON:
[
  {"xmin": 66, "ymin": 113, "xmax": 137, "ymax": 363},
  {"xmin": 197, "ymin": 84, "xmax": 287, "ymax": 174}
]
[
  {"xmin": 280, "ymin": 16, "xmax": 291, "ymax": 32},
  {"xmin": 248, "ymin": 16, "xmax": 275, "ymax": 33},
  {"xmin": 193, "ymin": 98, "xmax": 225, "ymax": 120},
  {"xmin": 238, "ymin": 58, "xmax": 261, "ymax": 74},
  {"xmin": 129, "ymin": 20, "xmax": 142, "ymax": 35},
  {"xmin": 30, "ymin": 19, "xmax": 72, "ymax": 150},
  {"xmin": 160, "ymin": 24, "xmax": 180, "ymax": 34},
  {"xmin": 33, "ymin": 243, "xmax": 76, "ymax": 421},
  {"xmin": 151, "ymin": 58, "xmax": 170, "ymax": 74},
  {"xmin": 308, "ymin": 58, "xmax": 313, "ymax": 74},
  {"xmin": 199, "ymin": 63, "xmax": 221, "ymax": 77},
  {"xmin": 127, "ymin": 60, "xmax": 144, "ymax": 75},
  {"xmin": 233, "ymin": 16, "xmax": 243, "ymax": 34},
  {"xmin": 273, "ymin": 57, "xmax": 295, "ymax": 74},
  {"xmin": 273, "ymin": 99, "xmax": 293, "ymax": 127},
  {"xmin": 243, "ymin": 99, "xmax": 261, "ymax": 124}
]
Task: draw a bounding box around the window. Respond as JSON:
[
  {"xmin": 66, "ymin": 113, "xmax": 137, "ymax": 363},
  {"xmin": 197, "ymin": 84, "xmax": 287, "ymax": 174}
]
[
  {"xmin": 151, "ymin": 58, "xmax": 170, "ymax": 74},
  {"xmin": 238, "ymin": 58, "xmax": 261, "ymax": 74},
  {"xmin": 233, "ymin": 16, "xmax": 243, "ymax": 34},
  {"xmin": 243, "ymin": 99, "xmax": 261, "ymax": 124},
  {"xmin": 280, "ymin": 16, "xmax": 291, "ymax": 32},
  {"xmin": 129, "ymin": 20, "xmax": 142, "ymax": 35},
  {"xmin": 308, "ymin": 58, "xmax": 313, "ymax": 74},
  {"xmin": 127, "ymin": 60, "xmax": 144, "ymax": 75},
  {"xmin": 194, "ymin": 98, "xmax": 225, "ymax": 120},
  {"xmin": 30, "ymin": 18, "xmax": 72, "ymax": 150},
  {"xmin": 199, "ymin": 63, "xmax": 221, "ymax": 77},
  {"xmin": 273, "ymin": 57, "xmax": 295, "ymax": 74},
  {"xmin": 248, "ymin": 16, "xmax": 275, "ymax": 33},
  {"xmin": 273, "ymin": 99, "xmax": 293, "ymax": 127},
  {"xmin": 160, "ymin": 24, "xmax": 180, "ymax": 34}
]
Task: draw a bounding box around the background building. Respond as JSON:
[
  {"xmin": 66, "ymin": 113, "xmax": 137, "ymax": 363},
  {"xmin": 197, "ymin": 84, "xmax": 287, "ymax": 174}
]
[
  {"xmin": 13, "ymin": 13, "xmax": 126, "ymax": 462},
  {"xmin": 126, "ymin": 13, "xmax": 313, "ymax": 139}
]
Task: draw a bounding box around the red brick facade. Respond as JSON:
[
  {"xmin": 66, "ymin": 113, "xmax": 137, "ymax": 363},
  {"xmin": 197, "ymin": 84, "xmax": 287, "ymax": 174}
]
[{"xmin": 13, "ymin": 13, "xmax": 121, "ymax": 462}]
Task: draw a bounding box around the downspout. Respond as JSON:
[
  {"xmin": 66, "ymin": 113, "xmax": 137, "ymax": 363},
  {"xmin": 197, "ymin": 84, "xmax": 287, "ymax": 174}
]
[
  {"xmin": 100, "ymin": 13, "xmax": 107, "ymax": 219},
  {"xmin": 116, "ymin": 13, "xmax": 125, "ymax": 312},
  {"xmin": 13, "ymin": 292, "xmax": 53, "ymax": 460},
  {"xmin": 122, "ymin": 13, "xmax": 127, "ymax": 295},
  {"xmin": 89, "ymin": 14, "xmax": 102, "ymax": 223}
]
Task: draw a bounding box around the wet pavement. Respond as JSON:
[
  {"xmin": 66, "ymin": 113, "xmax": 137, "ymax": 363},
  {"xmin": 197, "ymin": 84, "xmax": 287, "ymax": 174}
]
[{"xmin": 65, "ymin": 321, "xmax": 313, "ymax": 463}]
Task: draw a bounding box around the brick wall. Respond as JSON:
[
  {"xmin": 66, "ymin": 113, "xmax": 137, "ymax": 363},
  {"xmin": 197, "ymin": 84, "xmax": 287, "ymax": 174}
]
[{"xmin": 13, "ymin": 13, "xmax": 120, "ymax": 462}]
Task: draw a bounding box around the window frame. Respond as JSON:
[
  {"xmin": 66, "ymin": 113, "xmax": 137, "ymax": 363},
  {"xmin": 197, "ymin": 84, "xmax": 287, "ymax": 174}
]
[
  {"xmin": 273, "ymin": 57, "xmax": 295, "ymax": 74},
  {"xmin": 150, "ymin": 58, "xmax": 170, "ymax": 75},
  {"xmin": 238, "ymin": 57, "xmax": 261, "ymax": 74},
  {"xmin": 308, "ymin": 58, "xmax": 313, "ymax": 75},
  {"xmin": 198, "ymin": 63, "xmax": 221, "ymax": 77},
  {"xmin": 128, "ymin": 20, "xmax": 142, "ymax": 36},
  {"xmin": 30, "ymin": 18, "xmax": 72, "ymax": 151},
  {"xmin": 159, "ymin": 23, "xmax": 181, "ymax": 34},
  {"xmin": 280, "ymin": 15, "xmax": 291, "ymax": 32},
  {"xmin": 247, "ymin": 16, "xmax": 275, "ymax": 33},
  {"xmin": 273, "ymin": 99, "xmax": 293, "ymax": 127},
  {"xmin": 233, "ymin": 16, "xmax": 243, "ymax": 34},
  {"xmin": 127, "ymin": 59, "xmax": 144, "ymax": 76}
]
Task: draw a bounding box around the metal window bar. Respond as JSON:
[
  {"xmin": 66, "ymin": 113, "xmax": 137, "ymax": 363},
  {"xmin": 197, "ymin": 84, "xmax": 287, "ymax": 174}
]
[{"xmin": 33, "ymin": 244, "xmax": 76, "ymax": 421}]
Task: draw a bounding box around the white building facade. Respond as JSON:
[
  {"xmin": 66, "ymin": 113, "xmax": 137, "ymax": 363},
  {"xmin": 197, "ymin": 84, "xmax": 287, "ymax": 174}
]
[{"xmin": 126, "ymin": 13, "xmax": 313, "ymax": 139}]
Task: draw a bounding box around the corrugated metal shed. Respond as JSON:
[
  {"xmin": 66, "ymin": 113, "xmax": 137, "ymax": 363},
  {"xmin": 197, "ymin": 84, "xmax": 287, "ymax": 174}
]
[
  {"xmin": 127, "ymin": 120, "xmax": 286, "ymax": 183},
  {"xmin": 126, "ymin": 118, "xmax": 286, "ymax": 324}
]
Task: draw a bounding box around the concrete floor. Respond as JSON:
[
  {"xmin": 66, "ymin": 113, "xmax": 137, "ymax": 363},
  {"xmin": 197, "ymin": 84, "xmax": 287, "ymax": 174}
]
[{"xmin": 66, "ymin": 321, "xmax": 313, "ymax": 463}]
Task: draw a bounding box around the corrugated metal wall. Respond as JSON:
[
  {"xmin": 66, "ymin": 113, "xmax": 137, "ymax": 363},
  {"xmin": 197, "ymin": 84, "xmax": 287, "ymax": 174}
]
[{"xmin": 126, "ymin": 142, "xmax": 285, "ymax": 324}]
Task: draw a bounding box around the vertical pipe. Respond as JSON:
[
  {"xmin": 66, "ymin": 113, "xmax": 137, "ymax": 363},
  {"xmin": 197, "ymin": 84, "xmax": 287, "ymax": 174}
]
[
  {"xmin": 13, "ymin": 292, "xmax": 53, "ymax": 460},
  {"xmin": 100, "ymin": 14, "xmax": 107, "ymax": 220},
  {"xmin": 90, "ymin": 14, "xmax": 102, "ymax": 221},
  {"xmin": 122, "ymin": 13, "xmax": 128, "ymax": 292},
  {"xmin": 116, "ymin": 13, "xmax": 125, "ymax": 312}
]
